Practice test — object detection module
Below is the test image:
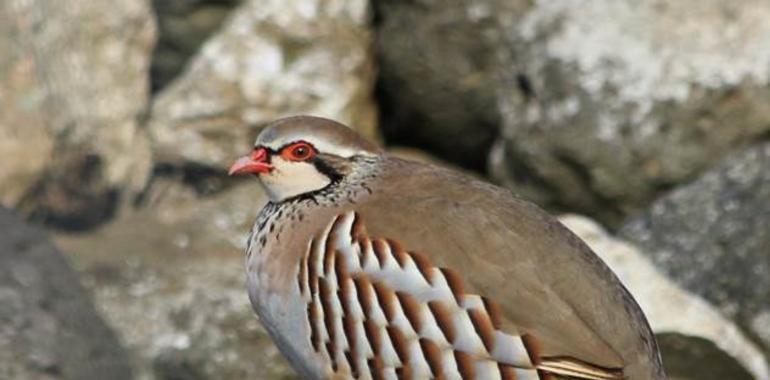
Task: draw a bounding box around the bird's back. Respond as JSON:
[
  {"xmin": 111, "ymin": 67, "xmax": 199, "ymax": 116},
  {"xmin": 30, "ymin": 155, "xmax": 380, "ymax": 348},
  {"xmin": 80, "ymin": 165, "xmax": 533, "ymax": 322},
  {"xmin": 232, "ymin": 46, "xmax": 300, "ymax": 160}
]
[
  {"xmin": 248, "ymin": 157, "xmax": 665, "ymax": 380},
  {"xmin": 355, "ymin": 158, "xmax": 665, "ymax": 379}
]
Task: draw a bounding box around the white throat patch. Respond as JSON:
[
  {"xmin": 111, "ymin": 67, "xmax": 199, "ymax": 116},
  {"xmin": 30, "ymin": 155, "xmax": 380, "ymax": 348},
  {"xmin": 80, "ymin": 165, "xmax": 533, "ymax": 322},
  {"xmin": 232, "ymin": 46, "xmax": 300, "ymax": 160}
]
[{"xmin": 258, "ymin": 156, "xmax": 331, "ymax": 202}]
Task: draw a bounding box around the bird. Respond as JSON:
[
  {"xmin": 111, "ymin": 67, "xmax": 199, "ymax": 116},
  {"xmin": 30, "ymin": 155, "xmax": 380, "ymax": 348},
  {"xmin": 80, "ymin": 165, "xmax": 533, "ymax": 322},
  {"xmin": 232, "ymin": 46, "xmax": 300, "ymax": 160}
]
[{"xmin": 228, "ymin": 115, "xmax": 666, "ymax": 380}]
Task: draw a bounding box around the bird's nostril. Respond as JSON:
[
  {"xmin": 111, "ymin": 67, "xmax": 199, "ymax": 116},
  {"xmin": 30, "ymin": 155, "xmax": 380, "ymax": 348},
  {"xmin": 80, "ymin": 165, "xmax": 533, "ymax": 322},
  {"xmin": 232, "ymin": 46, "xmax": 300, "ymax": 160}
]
[{"xmin": 251, "ymin": 148, "xmax": 268, "ymax": 162}]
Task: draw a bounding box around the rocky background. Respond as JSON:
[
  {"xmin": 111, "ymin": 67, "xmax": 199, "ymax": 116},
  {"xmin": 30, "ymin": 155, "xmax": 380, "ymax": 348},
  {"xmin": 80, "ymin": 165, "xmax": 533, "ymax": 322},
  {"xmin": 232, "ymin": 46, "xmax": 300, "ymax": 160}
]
[{"xmin": 0, "ymin": 0, "xmax": 768, "ymax": 379}]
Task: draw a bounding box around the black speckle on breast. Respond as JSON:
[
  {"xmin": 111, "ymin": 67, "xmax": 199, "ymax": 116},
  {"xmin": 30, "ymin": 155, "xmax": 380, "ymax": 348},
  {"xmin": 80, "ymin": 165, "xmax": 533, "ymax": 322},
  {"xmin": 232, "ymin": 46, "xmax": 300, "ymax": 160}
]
[{"xmin": 246, "ymin": 156, "xmax": 381, "ymax": 259}]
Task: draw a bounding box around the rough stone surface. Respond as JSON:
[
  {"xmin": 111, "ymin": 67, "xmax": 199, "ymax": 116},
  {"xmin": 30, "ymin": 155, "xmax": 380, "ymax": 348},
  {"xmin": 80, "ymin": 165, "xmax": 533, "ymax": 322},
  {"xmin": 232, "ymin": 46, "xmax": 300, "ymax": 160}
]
[
  {"xmin": 374, "ymin": 0, "xmax": 527, "ymax": 170},
  {"xmin": 0, "ymin": 0, "xmax": 155, "ymax": 229},
  {"xmin": 0, "ymin": 207, "xmax": 133, "ymax": 380},
  {"xmin": 492, "ymin": 0, "xmax": 770, "ymax": 225},
  {"xmin": 55, "ymin": 179, "xmax": 296, "ymax": 380},
  {"xmin": 621, "ymin": 143, "xmax": 770, "ymax": 362},
  {"xmin": 149, "ymin": 0, "xmax": 378, "ymax": 169},
  {"xmin": 562, "ymin": 214, "xmax": 769, "ymax": 380},
  {"xmin": 150, "ymin": 0, "xmax": 244, "ymax": 92}
]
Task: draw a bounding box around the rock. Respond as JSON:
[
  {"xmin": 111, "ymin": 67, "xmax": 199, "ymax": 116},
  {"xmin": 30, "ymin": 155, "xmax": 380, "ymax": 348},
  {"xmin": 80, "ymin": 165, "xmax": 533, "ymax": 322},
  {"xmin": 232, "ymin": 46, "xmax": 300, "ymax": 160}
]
[
  {"xmin": 0, "ymin": 19, "xmax": 53, "ymax": 208},
  {"xmin": 0, "ymin": 0, "xmax": 155, "ymax": 229},
  {"xmin": 561, "ymin": 214, "xmax": 769, "ymax": 380},
  {"xmin": 0, "ymin": 207, "xmax": 133, "ymax": 380},
  {"xmin": 150, "ymin": 0, "xmax": 244, "ymax": 92},
  {"xmin": 374, "ymin": 0, "xmax": 528, "ymax": 170},
  {"xmin": 149, "ymin": 0, "xmax": 378, "ymax": 170},
  {"xmin": 491, "ymin": 0, "xmax": 770, "ymax": 225},
  {"xmin": 376, "ymin": 0, "xmax": 770, "ymax": 217},
  {"xmin": 621, "ymin": 143, "xmax": 770, "ymax": 362},
  {"xmin": 55, "ymin": 179, "xmax": 296, "ymax": 379}
]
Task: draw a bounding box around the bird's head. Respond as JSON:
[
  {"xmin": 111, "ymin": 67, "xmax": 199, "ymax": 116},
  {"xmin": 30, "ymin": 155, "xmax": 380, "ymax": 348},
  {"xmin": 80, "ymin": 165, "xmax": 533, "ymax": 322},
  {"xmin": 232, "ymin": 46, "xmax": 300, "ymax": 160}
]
[{"xmin": 228, "ymin": 116, "xmax": 381, "ymax": 202}]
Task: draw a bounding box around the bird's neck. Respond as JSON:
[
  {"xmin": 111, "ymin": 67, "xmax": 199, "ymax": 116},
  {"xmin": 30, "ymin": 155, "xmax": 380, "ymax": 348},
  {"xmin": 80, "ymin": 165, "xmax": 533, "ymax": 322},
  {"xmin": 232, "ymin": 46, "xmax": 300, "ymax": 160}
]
[{"xmin": 246, "ymin": 156, "xmax": 381, "ymax": 265}]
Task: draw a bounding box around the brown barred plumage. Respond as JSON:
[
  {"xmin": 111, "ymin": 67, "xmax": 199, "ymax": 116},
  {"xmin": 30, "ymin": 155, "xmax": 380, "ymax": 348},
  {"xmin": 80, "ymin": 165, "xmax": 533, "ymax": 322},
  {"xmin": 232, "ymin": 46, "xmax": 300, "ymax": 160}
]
[{"xmin": 296, "ymin": 212, "xmax": 623, "ymax": 380}]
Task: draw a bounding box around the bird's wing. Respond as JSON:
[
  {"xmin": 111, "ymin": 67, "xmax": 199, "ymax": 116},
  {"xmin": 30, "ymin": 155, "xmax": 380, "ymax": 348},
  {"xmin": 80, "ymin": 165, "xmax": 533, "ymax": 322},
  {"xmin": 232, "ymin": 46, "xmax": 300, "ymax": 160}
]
[
  {"xmin": 357, "ymin": 159, "xmax": 658, "ymax": 378},
  {"xmin": 295, "ymin": 207, "xmax": 630, "ymax": 380}
]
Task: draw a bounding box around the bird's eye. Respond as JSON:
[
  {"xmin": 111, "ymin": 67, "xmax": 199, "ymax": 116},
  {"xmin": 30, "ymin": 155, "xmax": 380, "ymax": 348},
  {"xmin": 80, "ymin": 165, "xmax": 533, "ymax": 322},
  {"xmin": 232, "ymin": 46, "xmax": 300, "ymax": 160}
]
[{"xmin": 282, "ymin": 142, "xmax": 316, "ymax": 161}]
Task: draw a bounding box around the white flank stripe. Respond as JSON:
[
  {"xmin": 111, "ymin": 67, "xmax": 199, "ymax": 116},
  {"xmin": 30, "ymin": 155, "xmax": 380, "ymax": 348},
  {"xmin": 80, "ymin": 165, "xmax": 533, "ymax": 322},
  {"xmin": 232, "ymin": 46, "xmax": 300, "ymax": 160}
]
[
  {"xmin": 396, "ymin": 256, "xmax": 433, "ymax": 295},
  {"xmin": 426, "ymin": 269, "xmax": 460, "ymax": 304},
  {"xmin": 419, "ymin": 306, "xmax": 452, "ymax": 348},
  {"xmin": 492, "ymin": 331, "xmax": 533, "ymax": 367},
  {"xmin": 476, "ymin": 359, "xmax": 503, "ymax": 380},
  {"xmin": 441, "ymin": 349, "xmax": 463, "ymax": 380},
  {"xmin": 382, "ymin": 367, "xmax": 398, "ymax": 380},
  {"xmin": 517, "ymin": 368, "xmax": 544, "ymax": 380},
  {"xmin": 360, "ymin": 240, "xmax": 380, "ymax": 272},
  {"xmin": 378, "ymin": 327, "xmax": 402, "ymax": 368},
  {"xmin": 346, "ymin": 279, "xmax": 364, "ymax": 319},
  {"xmin": 407, "ymin": 339, "xmax": 433, "ymax": 378},
  {"xmin": 451, "ymin": 307, "xmax": 487, "ymax": 356},
  {"xmin": 461, "ymin": 294, "xmax": 485, "ymax": 310}
]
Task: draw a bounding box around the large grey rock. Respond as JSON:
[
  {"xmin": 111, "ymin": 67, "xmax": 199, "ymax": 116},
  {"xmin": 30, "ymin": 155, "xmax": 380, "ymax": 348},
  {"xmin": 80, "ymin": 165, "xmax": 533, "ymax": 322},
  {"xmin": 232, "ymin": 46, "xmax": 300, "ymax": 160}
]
[
  {"xmin": 375, "ymin": 0, "xmax": 770, "ymax": 218},
  {"xmin": 491, "ymin": 0, "xmax": 770, "ymax": 225},
  {"xmin": 0, "ymin": 207, "xmax": 133, "ymax": 380},
  {"xmin": 562, "ymin": 215, "xmax": 769, "ymax": 380},
  {"xmin": 55, "ymin": 179, "xmax": 295, "ymax": 380},
  {"xmin": 621, "ymin": 143, "xmax": 770, "ymax": 364},
  {"xmin": 149, "ymin": 0, "xmax": 378, "ymax": 170},
  {"xmin": 0, "ymin": 0, "xmax": 155, "ymax": 229},
  {"xmin": 374, "ymin": 0, "xmax": 527, "ymax": 170}
]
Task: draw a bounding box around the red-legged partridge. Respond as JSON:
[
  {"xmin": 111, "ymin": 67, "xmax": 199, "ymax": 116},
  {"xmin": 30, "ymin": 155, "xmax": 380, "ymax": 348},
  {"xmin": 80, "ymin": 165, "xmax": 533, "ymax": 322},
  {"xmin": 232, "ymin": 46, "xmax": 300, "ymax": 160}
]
[{"xmin": 229, "ymin": 116, "xmax": 666, "ymax": 380}]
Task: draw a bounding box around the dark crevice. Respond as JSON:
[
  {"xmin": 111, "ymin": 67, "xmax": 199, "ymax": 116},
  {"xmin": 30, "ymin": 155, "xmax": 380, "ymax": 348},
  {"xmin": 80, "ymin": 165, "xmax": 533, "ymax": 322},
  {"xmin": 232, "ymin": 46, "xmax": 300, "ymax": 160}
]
[
  {"xmin": 500, "ymin": 145, "xmax": 568, "ymax": 206},
  {"xmin": 149, "ymin": 0, "xmax": 244, "ymax": 93},
  {"xmin": 756, "ymin": 125, "xmax": 770, "ymax": 143},
  {"xmin": 19, "ymin": 154, "xmax": 119, "ymax": 232},
  {"xmin": 374, "ymin": 70, "xmax": 499, "ymax": 172},
  {"xmin": 371, "ymin": 0, "xmax": 500, "ymax": 173},
  {"xmin": 504, "ymin": 143, "xmax": 630, "ymax": 227},
  {"xmin": 552, "ymin": 152, "xmax": 595, "ymax": 192},
  {"xmin": 135, "ymin": 162, "xmax": 239, "ymax": 207},
  {"xmin": 25, "ymin": 189, "xmax": 118, "ymax": 232},
  {"xmin": 516, "ymin": 73, "xmax": 536, "ymax": 100},
  {"xmin": 370, "ymin": 0, "xmax": 385, "ymax": 27},
  {"xmin": 656, "ymin": 333, "xmax": 754, "ymax": 380},
  {"xmin": 552, "ymin": 151, "xmax": 625, "ymax": 226}
]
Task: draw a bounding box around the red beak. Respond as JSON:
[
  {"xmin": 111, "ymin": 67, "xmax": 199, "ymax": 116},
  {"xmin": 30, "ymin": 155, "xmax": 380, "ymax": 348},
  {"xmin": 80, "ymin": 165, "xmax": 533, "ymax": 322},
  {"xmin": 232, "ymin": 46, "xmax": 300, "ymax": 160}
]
[{"xmin": 228, "ymin": 148, "xmax": 273, "ymax": 175}]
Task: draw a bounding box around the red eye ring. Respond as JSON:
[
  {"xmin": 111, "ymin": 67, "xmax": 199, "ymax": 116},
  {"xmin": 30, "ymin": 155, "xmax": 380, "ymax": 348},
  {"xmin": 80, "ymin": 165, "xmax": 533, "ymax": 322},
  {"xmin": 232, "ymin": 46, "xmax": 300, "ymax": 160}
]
[{"xmin": 281, "ymin": 141, "xmax": 316, "ymax": 161}]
